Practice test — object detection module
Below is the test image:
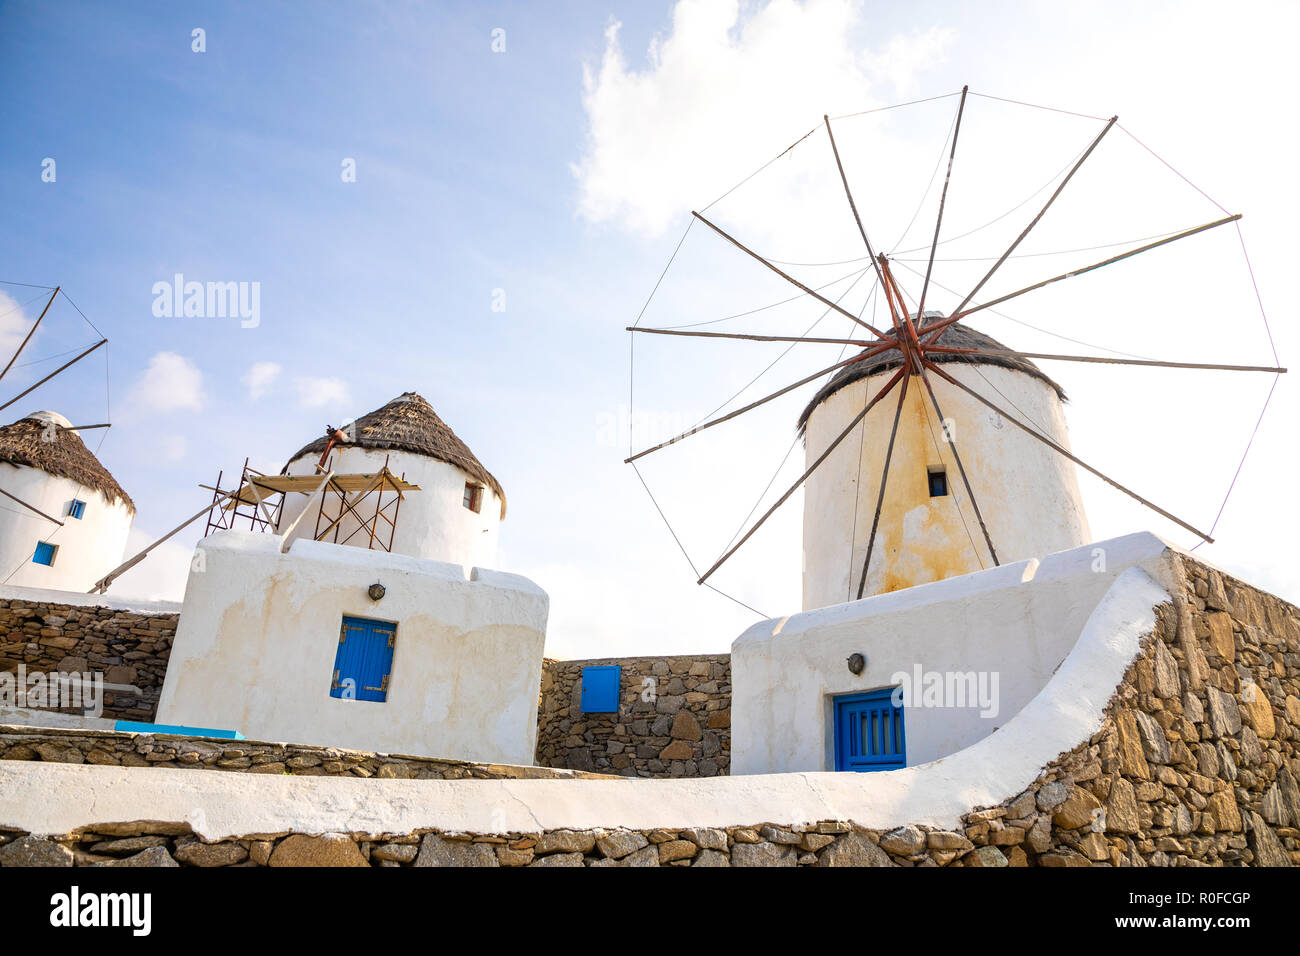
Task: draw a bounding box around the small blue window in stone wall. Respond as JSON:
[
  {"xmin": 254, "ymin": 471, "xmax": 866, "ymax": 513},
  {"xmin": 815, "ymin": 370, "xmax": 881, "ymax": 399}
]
[
  {"xmin": 68, "ymin": 499, "xmax": 86, "ymax": 520},
  {"xmin": 32, "ymin": 542, "xmax": 58, "ymax": 566},
  {"xmin": 580, "ymin": 665, "xmax": 621, "ymax": 713}
]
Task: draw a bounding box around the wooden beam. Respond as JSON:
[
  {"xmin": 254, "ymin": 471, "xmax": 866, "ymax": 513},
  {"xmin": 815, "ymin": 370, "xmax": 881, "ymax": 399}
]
[
  {"xmin": 854, "ymin": 373, "xmax": 909, "ymax": 599},
  {"xmin": 697, "ymin": 367, "xmax": 906, "ymax": 585},
  {"xmin": 915, "ymin": 362, "xmax": 999, "ymax": 566},
  {"xmin": 944, "ymin": 114, "xmax": 1118, "ymax": 323},
  {"xmin": 823, "ymin": 114, "xmax": 891, "ymax": 307},
  {"xmin": 626, "ymin": 326, "xmax": 886, "ymax": 348},
  {"xmin": 625, "ymin": 339, "xmax": 900, "ymax": 463},
  {"xmin": 314, "ymin": 472, "xmax": 385, "ymax": 543},
  {"xmin": 922, "ymin": 214, "xmax": 1242, "ymax": 343},
  {"xmin": 924, "ymin": 344, "xmax": 1285, "ymax": 374},
  {"xmin": 692, "ymin": 211, "xmax": 891, "ymax": 339},
  {"xmin": 0, "ymin": 287, "xmax": 59, "ymax": 382},
  {"xmin": 921, "ymin": 357, "xmax": 1214, "ymax": 542},
  {"xmin": 0, "ymin": 339, "xmax": 107, "ymax": 414},
  {"xmin": 0, "ymin": 486, "xmax": 64, "ymax": 526},
  {"xmin": 89, "ymin": 490, "xmax": 237, "ymax": 594},
  {"xmin": 916, "ymin": 86, "xmax": 969, "ymax": 320},
  {"xmin": 279, "ymin": 471, "xmax": 335, "ymax": 552}
]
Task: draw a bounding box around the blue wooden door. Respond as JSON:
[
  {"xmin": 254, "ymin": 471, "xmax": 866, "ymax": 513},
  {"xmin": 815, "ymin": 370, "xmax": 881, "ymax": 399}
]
[
  {"xmin": 834, "ymin": 688, "xmax": 906, "ymax": 771},
  {"xmin": 331, "ymin": 617, "xmax": 396, "ymax": 702}
]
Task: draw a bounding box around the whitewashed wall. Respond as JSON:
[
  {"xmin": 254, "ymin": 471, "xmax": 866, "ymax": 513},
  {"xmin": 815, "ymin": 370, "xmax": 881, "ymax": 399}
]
[
  {"xmin": 802, "ymin": 364, "xmax": 1090, "ymax": 610},
  {"xmin": 1, "ymin": 561, "xmax": 1172, "ymax": 838},
  {"xmin": 275, "ymin": 446, "xmax": 501, "ymax": 571},
  {"xmin": 0, "ymin": 463, "xmax": 132, "ymax": 592},
  {"xmin": 156, "ymin": 530, "xmax": 547, "ymax": 764},
  {"xmin": 733, "ymin": 532, "xmax": 1180, "ymax": 775}
]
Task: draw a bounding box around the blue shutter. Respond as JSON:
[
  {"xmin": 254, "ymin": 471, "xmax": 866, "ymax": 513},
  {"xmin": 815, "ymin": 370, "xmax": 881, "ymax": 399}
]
[
  {"xmin": 331, "ymin": 617, "xmax": 395, "ymax": 703},
  {"xmin": 834, "ymin": 688, "xmax": 906, "ymax": 771},
  {"xmin": 32, "ymin": 542, "xmax": 57, "ymax": 566},
  {"xmin": 580, "ymin": 665, "xmax": 620, "ymax": 713},
  {"xmin": 68, "ymin": 500, "xmax": 86, "ymax": 520}
]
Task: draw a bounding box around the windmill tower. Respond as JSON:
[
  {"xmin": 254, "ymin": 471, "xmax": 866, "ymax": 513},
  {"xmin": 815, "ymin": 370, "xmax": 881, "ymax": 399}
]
[
  {"xmin": 276, "ymin": 392, "xmax": 505, "ymax": 570},
  {"xmin": 0, "ymin": 410, "xmax": 134, "ymax": 591},
  {"xmin": 799, "ymin": 312, "xmax": 1090, "ymax": 610},
  {"xmin": 624, "ymin": 87, "xmax": 1280, "ymax": 621}
]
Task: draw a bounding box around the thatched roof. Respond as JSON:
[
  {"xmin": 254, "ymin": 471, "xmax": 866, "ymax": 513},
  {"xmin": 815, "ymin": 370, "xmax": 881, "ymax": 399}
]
[
  {"xmin": 0, "ymin": 412, "xmax": 134, "ymax": 512},
  {"xmin": 286, "ymin": 392, "xmax": 506, "ymax": 518},
  {"xmin": 797, "ymin": 315, "xmax": 1066, "ymax": 434}
]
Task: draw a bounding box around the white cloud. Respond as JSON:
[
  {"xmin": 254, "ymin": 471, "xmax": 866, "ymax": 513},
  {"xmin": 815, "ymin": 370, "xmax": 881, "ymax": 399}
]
[
  {"xmin": 860, "ymin": 25, "xmax": 954, "ymax": 96},
  {"xmin": 0, "ymin": 290, "xmax": 39, "ymax": 362},
  {"xmin": 125, "ymin": 352, "xmax": 205, "ymax": 413},
  {"xmin": 242, "ymin": 361, "xmax": 281, "ymax": 400},
  {"xmin": 574, "ymin": 0, "xmax": 954, "ymax": 238},
  {"xmin": 294, "ymin": 376, "xmax": 350, "ymax": 409}
]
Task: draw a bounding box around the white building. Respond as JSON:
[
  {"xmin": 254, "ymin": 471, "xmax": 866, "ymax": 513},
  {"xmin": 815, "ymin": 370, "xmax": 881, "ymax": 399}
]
[
  {"xmin": 156, "ymin": 392, "xmax": 549, "ymax": 764},
  {"xmin": 276, "ymin": 391, "xmax": 504, "ymax": 571},
  {"xmin": 0, "ymin": 411, "xmax": 133, "ymax": 591},
  {"xmin": 156, "ymin": 531, "xmax": 548, "ymax": 764},
  {"xmin": 800, "ymin": 317, "xmax": 1090, "ymax": 610},
  {"xmin": 733, "ymin": 532, "xmax": 1175, "ymax": 775}
]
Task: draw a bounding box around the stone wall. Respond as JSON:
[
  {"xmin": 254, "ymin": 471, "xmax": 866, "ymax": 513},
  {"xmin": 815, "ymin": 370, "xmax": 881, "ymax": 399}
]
[
  {"xmin": 1, "ymin": 551, "xmax": 1297, "ymax": 867},
  {"xmin": 961, "ymin": 555, "xmax": 1299, "ymax": 868},
  {"xmin": 535, "ymin": 654, "xmax": 730, "ymax": 777},
  {"xmin": 0, "ymin": 725, "xmax": 605, "ymax": 780},
  {"xmin": 0, "ymin": 594, "xmax": 177, "ymax": 723}
]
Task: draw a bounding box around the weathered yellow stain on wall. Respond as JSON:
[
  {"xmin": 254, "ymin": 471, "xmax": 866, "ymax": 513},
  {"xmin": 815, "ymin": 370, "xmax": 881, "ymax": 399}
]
[{"xmin": 802, "ymin": 362, "xmax": 1091, "ymax": 609}]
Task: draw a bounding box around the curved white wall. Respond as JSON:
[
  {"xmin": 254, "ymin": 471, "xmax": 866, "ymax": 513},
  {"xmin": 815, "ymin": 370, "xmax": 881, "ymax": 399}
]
[
  {"xmin": 734, "ymin": 532, "xmax": 1178, "ymax": 775},
  {"xmin": 0, "ymin": 559, "xmax": 1171, "ymax": 839},
  {"xmin": 0, "ymin": 463, "xmax": 133, "ymax": 591},
  {"xmin": 275, "ymin": 446, "xmax": 501, "ymax": 571},
  {"xmin": 802, "ymin": 363, "xmax": 1090, "ymax": 610}
]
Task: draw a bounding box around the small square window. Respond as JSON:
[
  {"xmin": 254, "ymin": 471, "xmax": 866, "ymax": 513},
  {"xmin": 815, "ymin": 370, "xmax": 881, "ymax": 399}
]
[
  {"xmin": 68, "ymin": 500, "xmax": 86, "ymax": 520},
  {"xmin": 463, "ymin": 482, "xmax": 483, "ymax": 513},
  {"xmin": 927, "ymin": 466, "xmax": 948, "ymax": 498},
  {"xmin": 32, "ymin": 542, "xmax": 58, "ymax": 566}
]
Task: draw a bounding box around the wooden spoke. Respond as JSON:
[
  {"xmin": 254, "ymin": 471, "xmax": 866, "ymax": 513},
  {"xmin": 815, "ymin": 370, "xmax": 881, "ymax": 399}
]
[
  {"xmin": 924, "ymin": 345, "xmax": 1286, "ymax": 374},
  {"xmin": 0, "ymin": 339, "xmax": 107, "ymax": 414},
  {"xmin": 915, "ymin": 363, "xmax": 999, "ymax": 567},
  {"xmin": 916, "ymin": 86, "xmax": 969, "ymax": 320},
  {"xmin": 824, "ymin": 114, "xmax": 891, "ymax": 304},
  {"xmin": 922, "ymin": 214, "xmax": 1242, "ymax": 342},
  {"xmin": 855, "ymin": 372, "xmax": 909, "ymax": 599},
  {"xmin": 692, "ymin": 211, "xmax": 891, "ymax": 339},
  {"xmin": 626, "ymin": 326, "xmax": 890, "ymax": 348},
  {"xmin": 625, "ymin": 339, "xmax": 900, "ymax": 463},
  {"xmin": 90, "ymin": 489, "xmax": 239, "ymax": 594},
  {"xmin": 944, "ymin": 115, "xmax": 1118, "ymax": 324},
  {"xmin": 698, "ymin": 367, "xmax": 906, "ymax": 584},
  {"xmin": 0, "ymin": 287, "xmax": 58, "ymax": 382},
  {"xmin": 0, "ymin": 486, "xmax": 64, "ymax": 526},
  {"xmin": 921, "ymin": 356, "xmax": 1215, "ymax": 542}
]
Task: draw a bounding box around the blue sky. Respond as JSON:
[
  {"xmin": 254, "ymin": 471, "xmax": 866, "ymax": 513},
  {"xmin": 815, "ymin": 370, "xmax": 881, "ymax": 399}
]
[{"xmin": 1, "ymin": 1, "xmax": 1295, "ymax": 655}]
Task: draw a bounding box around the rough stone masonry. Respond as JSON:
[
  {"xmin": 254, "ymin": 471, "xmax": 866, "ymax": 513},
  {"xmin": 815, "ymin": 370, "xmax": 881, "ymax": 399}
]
[
  {"xmin": 535, "ymin": 654, "xmax": 731, "ymax": 777},
  {"xmin": 0, "ymin": 553, "xmax": 1296, "ymax": 866},
  {"xmin": 0, "ymin": 597, "xmax": 174, "ymax": 723}
]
